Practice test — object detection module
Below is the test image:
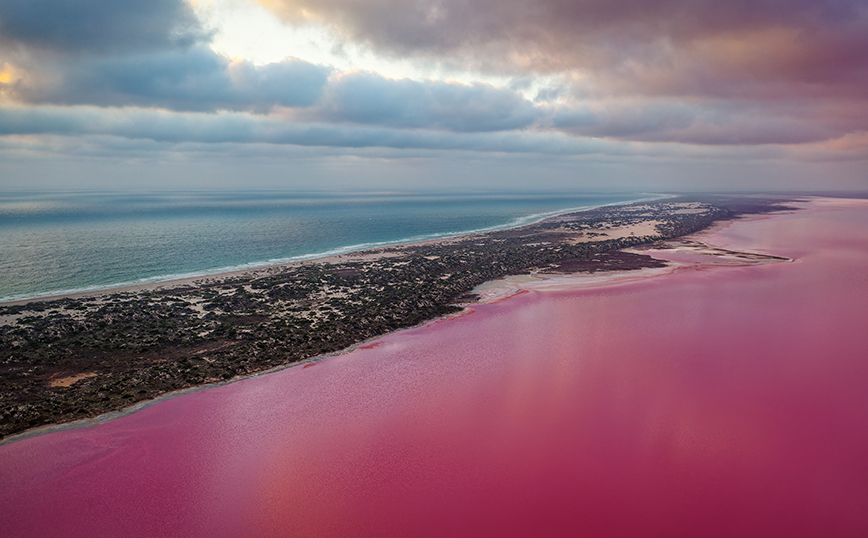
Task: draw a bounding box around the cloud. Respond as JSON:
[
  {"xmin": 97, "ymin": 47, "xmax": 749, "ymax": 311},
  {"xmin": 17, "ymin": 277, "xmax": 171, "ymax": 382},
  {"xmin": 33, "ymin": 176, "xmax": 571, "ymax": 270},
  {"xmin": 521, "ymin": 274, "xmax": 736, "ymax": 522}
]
[
  {"xmin": 0, "ymin": 0, "xmax": 333, "ymax": 113},
  {"xmin": 313, "ymin": 71, "xmax": 539, "ymax": 131},
  {"xmin": 0, "ymin": 0, "xmax": 209, "ymax": 53},
  {"xmin": 258, "ymin": 0, "xmax": 868, "ymax": 102},
  {"xmin": 0, "ymin": 0, "xmax": 538, "ymax": 132},
  {"xmin": 256, "ymin": 0, "xmax": 868, "ymax": 146},
  {"xmin": 10, "ymin": 48, "xmax": 332, "ymax": 112},
  {"xmin": 2, "ymin": 30, "xmax": 539, "ymax": 132},
  {"xmin": 549, "ymin": 99, "xmax": 851, "ymax": 145},
  {"xmin": 3, "ymin": 52, "xmax": 538, "ymax": 131},
  {"xmin": 1, "ymin": 0, "xmax": 866, "ymax": 153},
  {"xmin": 6, "ymin": 103, "xmax": 863, "ymax": 166},
  {"xmin": 0, "ymin": 104, "xmax": 623, "ymax": 155},
  {"xmin": 551, "ymin": 102, "xmax": 695, "ymax": 139}
]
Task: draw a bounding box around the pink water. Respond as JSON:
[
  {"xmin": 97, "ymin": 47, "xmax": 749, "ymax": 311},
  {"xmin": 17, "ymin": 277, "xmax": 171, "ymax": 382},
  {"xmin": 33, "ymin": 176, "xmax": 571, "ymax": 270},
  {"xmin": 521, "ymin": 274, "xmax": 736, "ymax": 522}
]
[{"xmin": 2, "ymin": 199, "xmax": 868, "ymax": 537}]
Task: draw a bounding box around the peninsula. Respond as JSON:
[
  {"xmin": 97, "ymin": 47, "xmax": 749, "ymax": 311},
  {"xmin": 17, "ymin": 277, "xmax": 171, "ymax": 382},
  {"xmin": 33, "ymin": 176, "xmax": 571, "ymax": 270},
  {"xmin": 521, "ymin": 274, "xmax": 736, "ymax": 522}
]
[{"xmin": 0, "ymin": 195, "xmax": 794, "ymax": 440}]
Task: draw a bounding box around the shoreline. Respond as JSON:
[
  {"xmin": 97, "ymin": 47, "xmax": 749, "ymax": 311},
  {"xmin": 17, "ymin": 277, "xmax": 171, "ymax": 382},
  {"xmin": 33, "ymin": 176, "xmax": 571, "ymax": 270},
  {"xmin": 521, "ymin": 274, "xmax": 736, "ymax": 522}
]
[
  {"xmin": 0, "ymin": 194, "xmax": 669, "ymax": 306},
  {"xmin": 0, "ymin": 301, "xmax": 477, "ymax": 447},
  {"xmin": 0, "ymin": 194, "xmax": 798, "ymax": 441},
  {"xmin": 6, "ymin": 198, "xmax": 868, "ymax": 538},
  {"xmin": 472, "ymin": 208, "xmax": 797, "ymax": 302},
  {"xmin": 0, "ymin": 199, "xmax": 799, "ymax": 446}
]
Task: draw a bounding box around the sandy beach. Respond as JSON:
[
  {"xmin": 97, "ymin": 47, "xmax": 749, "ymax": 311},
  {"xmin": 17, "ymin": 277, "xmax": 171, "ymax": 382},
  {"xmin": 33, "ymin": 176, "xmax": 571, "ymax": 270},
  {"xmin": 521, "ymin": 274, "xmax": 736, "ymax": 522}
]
[
  {"xmin": 0, "ymin": 200, "xmax": 684, "ymax": 306},
  {"xmin": 473, "ymin": 212, "xmax": 795, "ymax": 302}
]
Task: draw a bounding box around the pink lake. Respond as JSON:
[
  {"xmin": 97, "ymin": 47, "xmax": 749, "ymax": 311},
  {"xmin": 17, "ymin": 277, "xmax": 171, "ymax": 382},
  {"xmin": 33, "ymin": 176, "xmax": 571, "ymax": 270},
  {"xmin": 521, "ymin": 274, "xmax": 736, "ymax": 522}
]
[{"xmin": 2, "ymin": 198, "xmax": 868, "ymax": 537}]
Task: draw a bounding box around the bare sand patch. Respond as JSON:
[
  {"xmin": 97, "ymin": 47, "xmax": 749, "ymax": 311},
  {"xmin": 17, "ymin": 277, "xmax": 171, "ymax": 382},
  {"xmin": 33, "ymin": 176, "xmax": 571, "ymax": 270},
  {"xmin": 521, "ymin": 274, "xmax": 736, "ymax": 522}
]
[{"xmin": 48, "ymin": 373, "xmax": 98, "ymax": 388}]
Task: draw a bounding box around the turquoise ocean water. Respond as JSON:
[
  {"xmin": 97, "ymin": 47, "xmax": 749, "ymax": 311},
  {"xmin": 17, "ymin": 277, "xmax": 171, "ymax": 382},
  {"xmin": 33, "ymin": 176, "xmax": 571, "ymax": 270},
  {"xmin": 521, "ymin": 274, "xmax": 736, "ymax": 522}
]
[{"xmin": 0, "ymin": 191, "xmax": 652, "ymax": 302}]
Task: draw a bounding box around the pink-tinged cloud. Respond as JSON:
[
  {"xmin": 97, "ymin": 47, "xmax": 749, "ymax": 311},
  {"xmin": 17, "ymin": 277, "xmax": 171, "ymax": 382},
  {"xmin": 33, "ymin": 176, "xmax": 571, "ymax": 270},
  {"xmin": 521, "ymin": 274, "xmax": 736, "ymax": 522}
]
[
  {"xmin": 259, "ymin": 0, "xmax": 868, "ymax": 145},
  {"xmin": 257, "ymin": 0, "xmax": 868, "ymax": 99},
  {"xmin": 1, "ymin": 0, "xmax": 866, "ymax": 154}
]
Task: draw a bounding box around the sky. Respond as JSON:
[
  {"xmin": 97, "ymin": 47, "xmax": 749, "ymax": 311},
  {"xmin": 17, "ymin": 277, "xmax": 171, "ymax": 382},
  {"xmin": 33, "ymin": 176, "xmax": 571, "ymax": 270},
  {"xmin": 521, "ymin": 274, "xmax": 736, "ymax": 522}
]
[{"xmin": 0, "ymin": 0, "xmax": 866, "ymax": 192}]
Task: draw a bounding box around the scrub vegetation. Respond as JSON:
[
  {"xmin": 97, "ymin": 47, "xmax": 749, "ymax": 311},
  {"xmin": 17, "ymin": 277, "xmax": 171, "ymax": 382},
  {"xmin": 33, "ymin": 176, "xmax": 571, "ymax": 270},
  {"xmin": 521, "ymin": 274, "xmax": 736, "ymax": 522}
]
[{"xmin": 0, "ymin": 196, "xmax": 793, "ymax": 440}]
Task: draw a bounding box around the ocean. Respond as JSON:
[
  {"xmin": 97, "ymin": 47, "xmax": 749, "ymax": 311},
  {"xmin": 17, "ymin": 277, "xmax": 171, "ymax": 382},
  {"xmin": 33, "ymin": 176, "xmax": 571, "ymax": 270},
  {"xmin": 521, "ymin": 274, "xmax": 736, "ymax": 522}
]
[{"xmin": 0, "ymin": 190, "xmax": 650, "ymax": 302}]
